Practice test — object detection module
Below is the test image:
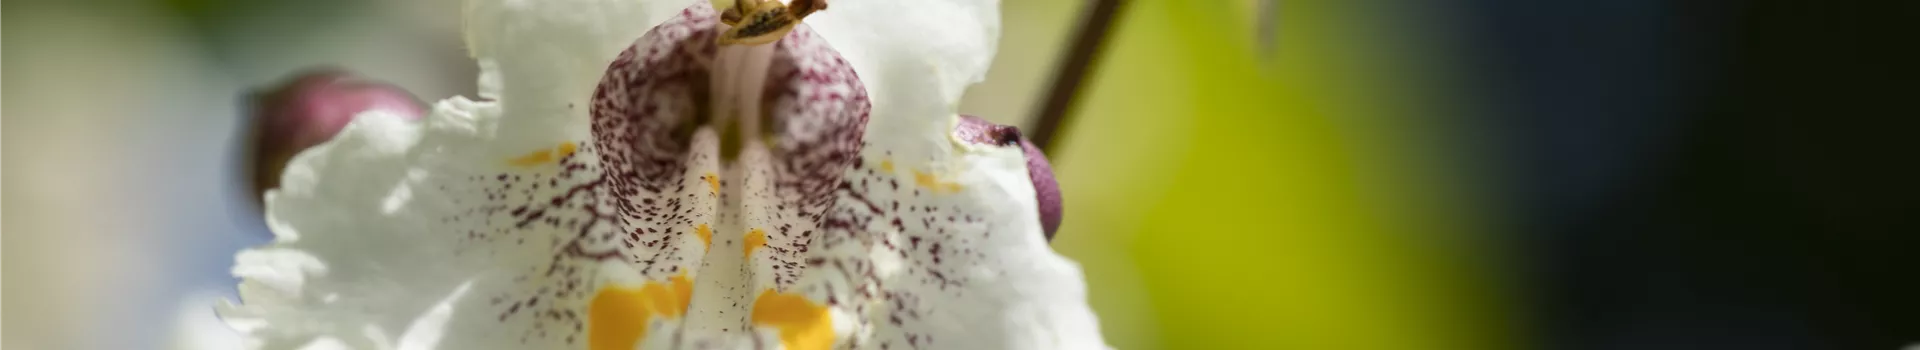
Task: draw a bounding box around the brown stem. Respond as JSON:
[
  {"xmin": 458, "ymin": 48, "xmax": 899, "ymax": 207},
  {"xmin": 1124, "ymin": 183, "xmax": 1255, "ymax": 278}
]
[{"xmin": 1027, "ymin": 0, "xmax": 1126, "ymax": 153}]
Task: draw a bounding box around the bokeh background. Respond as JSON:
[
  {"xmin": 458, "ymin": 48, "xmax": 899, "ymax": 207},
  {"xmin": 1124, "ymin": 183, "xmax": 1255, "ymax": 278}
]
[{"xmin": 4, "ymin": 0, "xmax": 1914, "ymax": 349}]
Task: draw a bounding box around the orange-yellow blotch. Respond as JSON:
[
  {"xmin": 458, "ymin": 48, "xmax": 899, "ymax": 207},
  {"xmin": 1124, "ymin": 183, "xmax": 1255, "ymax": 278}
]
[
  {"xmin": 671, "ymin": 274, "xmax": 694, "ymax": 305},
  {"xmin": 702, "ymin": 172, "xmax": 721, "ymax": 195},
  {"xmin": 878, "ymin": 159, "xmax": 896, "ymax": 173},
  {"xmin": 508, "ymin": 150, "xmax": 553, "ymax": 167},
  {"xmin": 750, "ymin": 289, "xmax": 835, "ymax": 350},
  {"xmin": 588, "ymin": 273, "xmax": 696, "ymax": 350},
  {"xmin": 695, "ymin": 224, "xmax": 714, "ymax": 251},
  {"xmin": 508, "ymin": 142, "xmax": 579, "ymax": 167},
  {"xmin": 913, "ymin": 170, "xmax": 966, "ymax": 194},
  {"xmin": 743, "ymin": 228, "xmax": 768, "ymax": 259}
]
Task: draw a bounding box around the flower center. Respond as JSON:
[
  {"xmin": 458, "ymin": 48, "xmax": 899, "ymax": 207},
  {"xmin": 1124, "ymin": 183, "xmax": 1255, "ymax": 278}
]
[
  {"xmin": 718, "ymin": 0, "xmax": 827, "ymax": 45},
  {"xmin": 581, "ymin": 2, "xmax": 865, "ymax": 349}
]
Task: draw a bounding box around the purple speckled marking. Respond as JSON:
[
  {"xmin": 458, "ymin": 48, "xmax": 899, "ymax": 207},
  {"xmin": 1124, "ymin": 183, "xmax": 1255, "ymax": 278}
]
[
  {"xmin": 427, "ymin": 3, "xmax": 1062, "ymax": 348},
  {"xmin": 445, "ymin": 3, "xmax": 869, "ymax": 346}
]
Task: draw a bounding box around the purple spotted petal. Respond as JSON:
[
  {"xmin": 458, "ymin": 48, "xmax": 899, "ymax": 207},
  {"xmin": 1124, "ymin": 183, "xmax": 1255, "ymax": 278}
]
[
  {"xmin": 448, "ymin": 5, "xmax": 871, "ymax": 340},
  {"xmin": 580, "ymin": 3, "xmax": 869, "ymax": 262},
  {"xmin": 591, "ymin": 6, "xmax": 868, "ymax": 212}
]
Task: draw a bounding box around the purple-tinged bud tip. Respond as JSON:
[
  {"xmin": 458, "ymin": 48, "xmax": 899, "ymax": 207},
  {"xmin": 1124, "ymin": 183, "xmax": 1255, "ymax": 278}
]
[
  {"xmin": 956, "ymin": 116, "xmax": 1064, "ymax": 241},
  {"xmin": 247, "ymin": 69, "xmax": 426, "ymax": 202}
]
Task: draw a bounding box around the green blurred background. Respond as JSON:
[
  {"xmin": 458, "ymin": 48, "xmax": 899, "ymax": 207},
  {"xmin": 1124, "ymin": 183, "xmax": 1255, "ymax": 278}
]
[{"xmin": 1043, "ymin": 2, "xmax": 1500, "ymax": 349}]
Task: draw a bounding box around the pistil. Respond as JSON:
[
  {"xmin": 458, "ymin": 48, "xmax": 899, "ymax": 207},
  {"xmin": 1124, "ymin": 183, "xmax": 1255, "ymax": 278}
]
[{"xmin": 710, "ymin": 0, "xmax": 824, "ymax": 159}]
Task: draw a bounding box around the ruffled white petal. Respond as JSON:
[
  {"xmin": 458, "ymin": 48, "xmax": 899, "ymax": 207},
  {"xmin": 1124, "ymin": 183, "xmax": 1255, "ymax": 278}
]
[
  {"xmin": 804, "ymin": 0, "xmax": 1001, "ymax": 162},
  {"xmin": 463, "ymin": 0, "xmax": 696, "ymax": 141},
  {"xmin": 221, "ymin": 98, "xmax": 606, "ymax": 349},
  {"xmin": 752, "ymin": 139, "xmax": 1109, "ymax": 350},
  {"xmin": 777, "ymin": 2, "xmax": 1107, "ymax": 347}
]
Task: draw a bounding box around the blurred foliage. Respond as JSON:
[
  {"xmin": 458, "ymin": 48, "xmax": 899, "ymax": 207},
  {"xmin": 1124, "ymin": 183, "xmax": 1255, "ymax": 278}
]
[{"xmin": 1049, "ymin": 1, "xmax": 1510, "ymax": 349}]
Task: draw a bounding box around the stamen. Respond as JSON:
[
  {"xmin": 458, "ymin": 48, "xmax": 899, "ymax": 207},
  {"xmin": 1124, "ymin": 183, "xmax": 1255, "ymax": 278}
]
[
  {"xmin": 719, "ymin": 0, "xmax": 752, "ymax": 25},
  {"xmin": 788, "ymin": 0, "xmax": 827, "ymax": 18},
  {"xmin": 717, "ymin": 0, "xmax": 826, "ymax": 45},
  {"xmin": 709, "ymin": 34, "xmax": 780, "ymax": 159},
  {"xmin": 710, "ymin": 0, "xmax": 810, "ymax": 159}
]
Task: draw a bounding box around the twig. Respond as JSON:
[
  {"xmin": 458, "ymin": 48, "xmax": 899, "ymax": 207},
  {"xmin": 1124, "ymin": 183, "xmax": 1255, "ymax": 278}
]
[{"xmin": 1027, "ymin": 0, "xmax": 1126, "ymax": 152}]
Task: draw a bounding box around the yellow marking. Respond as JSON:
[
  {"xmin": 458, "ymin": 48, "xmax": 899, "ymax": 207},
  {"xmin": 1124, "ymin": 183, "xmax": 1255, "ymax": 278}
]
[
  {"xmin": 508, "ymin": 142, "xmax": 579, "ymax": 167},
  {"xmin": 878, "ymin": 159, "xmax": 895, "ymax": 173},
  {"xmin": 703, "ymin": 172, "xmax": 721, "ymax": 195},
  {"xmin": 750, "ymin": 289, "xmax": 835, "ymax": 350},
  {"xmin": 913, "ymin": 170, "xmax": 966, "ymax": 194},
  {"xmin": 696, "ymin": 224, "xmax": 714, "ymax": 251},
  {"xmin": 588, "ymin": 273, "xmax": 695, "ymax": 350},
  {"xmin": 743, "ymin": 228, "xmax": 768, "ymax": 258},
  {"xmin": 508, "ymin": 150, "xmax": 554, "ymax": 167},
  {"xmin": 671, "ymin": 274, "xmax": 694, "ymax": 306}
]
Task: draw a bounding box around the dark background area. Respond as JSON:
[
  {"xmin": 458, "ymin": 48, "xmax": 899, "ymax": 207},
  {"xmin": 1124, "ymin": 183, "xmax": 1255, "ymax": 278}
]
[{"xmin": 1451, "ymin": 1, "xmax": 1919, "ymax": 348}]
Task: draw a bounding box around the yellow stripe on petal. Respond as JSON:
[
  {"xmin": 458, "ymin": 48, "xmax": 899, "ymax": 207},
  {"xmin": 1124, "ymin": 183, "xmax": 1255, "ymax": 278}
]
[
  {"xmin": 742, "ymin": 228, "xmax": 767, "ymax": 258},
  {"xmin": 913, "ymin": 170, "xmax": 965, "ymax": 194},
  {"xmin": 670, "ymin": 274, "xmax": 694, "ymax": 308},
  {"xmin": 750, "ymin": 289, "xmax": 834, "ymax": 350},
  {"xmin": 702, "ymin": 172, "xmax": 720, "ymax": 195},
  {"xmin": 589, "ymin": 273, "xmax": 695, "ymax": 350},
  {"xmin": 696, "ymin": 223, "xmax": 714, "ymax": 251},
  {"xmin": 508, "ymin": 142, "xmax": 579, "ymax": 167}
]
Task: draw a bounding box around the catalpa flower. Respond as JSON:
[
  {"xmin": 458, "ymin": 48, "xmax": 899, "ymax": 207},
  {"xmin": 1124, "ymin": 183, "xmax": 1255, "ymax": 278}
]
[{"xmin": 218, "ymin": 0, "xmax": 1101, "ymax": 349}]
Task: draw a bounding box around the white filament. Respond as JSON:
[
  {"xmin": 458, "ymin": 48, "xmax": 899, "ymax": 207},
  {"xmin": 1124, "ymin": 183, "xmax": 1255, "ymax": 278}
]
[{"xmin": 710, "ymin": 24, "xmax": 781, "ymax": 139}]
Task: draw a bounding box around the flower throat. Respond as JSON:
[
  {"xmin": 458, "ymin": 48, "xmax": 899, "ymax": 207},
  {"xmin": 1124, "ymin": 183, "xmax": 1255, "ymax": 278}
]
[{"xmin": 706, "ymin": 0, "xmax": 827, "ymax": 161}]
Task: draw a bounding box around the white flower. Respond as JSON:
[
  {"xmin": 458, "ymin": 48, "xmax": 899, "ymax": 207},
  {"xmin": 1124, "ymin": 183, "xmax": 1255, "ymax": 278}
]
[{"xmin": 217, "ymin": 0, "xmax": 1106, "ymax": 349}]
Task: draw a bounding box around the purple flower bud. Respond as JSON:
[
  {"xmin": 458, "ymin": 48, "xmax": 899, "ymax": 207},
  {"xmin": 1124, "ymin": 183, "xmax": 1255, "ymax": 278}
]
[
  {"xmin": 955, "ymin": 116, "xmax": 1064, "ymax": 241},
  {"xmin": 246, "ymin": 69, "xmax": 426, "ymax": 202}
]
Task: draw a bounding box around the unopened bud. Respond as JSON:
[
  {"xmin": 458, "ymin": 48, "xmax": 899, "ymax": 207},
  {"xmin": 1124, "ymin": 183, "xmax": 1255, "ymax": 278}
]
[
  {"xmin": 246, "ymin": 69, "xmax": 426, "ymax": 202},
  {"xmin": 956, "ymin": 115, "xmax": 1064, "ymax": 241}
]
